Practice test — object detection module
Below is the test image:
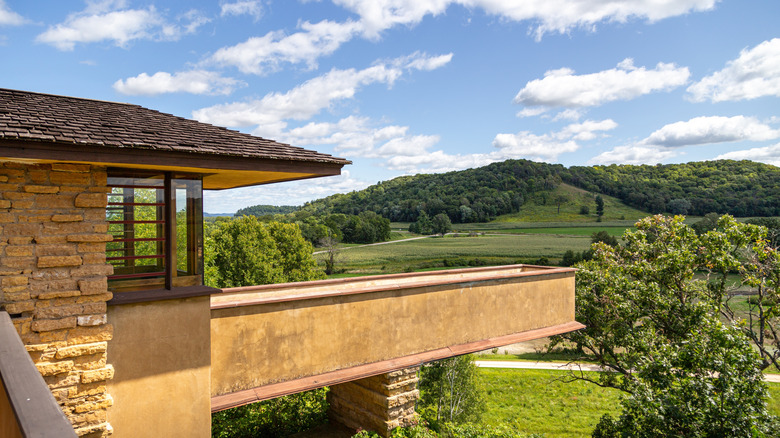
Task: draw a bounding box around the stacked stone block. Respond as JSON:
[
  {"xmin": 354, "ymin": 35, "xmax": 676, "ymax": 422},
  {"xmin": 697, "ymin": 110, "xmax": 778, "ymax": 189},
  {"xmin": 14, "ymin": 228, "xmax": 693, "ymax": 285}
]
[
  {"xmin": 328, "ymin": 366, "xmax": 420, "ymax": 437},
  {"xmin": 0, "ymin": 162, "xmax": 114, "ymax": 437}
]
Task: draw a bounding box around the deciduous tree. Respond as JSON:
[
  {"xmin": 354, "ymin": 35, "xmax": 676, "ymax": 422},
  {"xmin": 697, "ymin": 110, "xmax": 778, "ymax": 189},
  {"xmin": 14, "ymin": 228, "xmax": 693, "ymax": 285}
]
[{"xmin": 552, "ymin": 215, "xmax": 779, "ymax": 437}]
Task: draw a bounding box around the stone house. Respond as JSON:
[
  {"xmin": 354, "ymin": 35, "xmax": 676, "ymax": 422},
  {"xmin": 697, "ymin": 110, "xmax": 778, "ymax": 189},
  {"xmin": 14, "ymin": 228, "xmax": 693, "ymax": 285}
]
[{"xmin": 0, "ymin": 88, "xmax": 580, "ymax": 437}]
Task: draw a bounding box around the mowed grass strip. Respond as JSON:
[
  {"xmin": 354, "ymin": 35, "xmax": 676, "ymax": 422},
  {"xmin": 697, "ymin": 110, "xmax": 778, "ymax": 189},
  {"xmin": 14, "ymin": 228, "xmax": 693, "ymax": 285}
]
[
  {"xmin": 480, "ymin": 368, "xmax": 780, "ymax": 438},
  {"xmin": 337, "ymin": 234, "xmax": 591, "ymax": 267}
]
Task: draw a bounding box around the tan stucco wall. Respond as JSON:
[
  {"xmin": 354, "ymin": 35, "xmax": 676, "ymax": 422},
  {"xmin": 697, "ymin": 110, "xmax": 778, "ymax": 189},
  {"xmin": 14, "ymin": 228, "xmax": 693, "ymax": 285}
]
[
  {"xmin": 210, "ymin": 270, "xmax": 575, "ymax": 396},
  {"xmin": 107, "ymin": 297, "xmax": 211, "ymax": 438}
]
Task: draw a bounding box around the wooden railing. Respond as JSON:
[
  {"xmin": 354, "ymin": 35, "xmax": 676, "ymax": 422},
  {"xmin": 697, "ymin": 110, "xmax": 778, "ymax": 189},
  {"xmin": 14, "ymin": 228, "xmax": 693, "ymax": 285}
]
[{"xmin": 0, "ymin": 311, "xmax": 76, "ymax": 438}]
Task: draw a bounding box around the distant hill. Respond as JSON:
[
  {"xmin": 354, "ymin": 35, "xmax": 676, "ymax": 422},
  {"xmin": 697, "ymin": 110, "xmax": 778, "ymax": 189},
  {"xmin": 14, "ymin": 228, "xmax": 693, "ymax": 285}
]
[
  {"xmin": 241, "ymin": 159, "xmax": 779, "ymax": 223},
  {"xmin": 562, "ymin": 160, "xmax": 780, "ymax": 217},
  {"xmin": 235, "ymin": 205, "xmax": 300, "ymax": 217},
  {"xmin": 300, "ymin": 159, "xmax": 564, "ymax": 223}
]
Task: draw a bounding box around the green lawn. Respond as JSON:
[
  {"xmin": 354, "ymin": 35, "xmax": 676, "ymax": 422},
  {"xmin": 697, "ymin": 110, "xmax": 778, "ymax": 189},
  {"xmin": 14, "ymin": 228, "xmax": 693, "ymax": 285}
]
[
  {"xmin": 479, "ymin": 368, "xmax": 780, "ymax": 437},
  {"xmin": 480, "ymin": 368, "xmax": 621, "ymax": 437}
]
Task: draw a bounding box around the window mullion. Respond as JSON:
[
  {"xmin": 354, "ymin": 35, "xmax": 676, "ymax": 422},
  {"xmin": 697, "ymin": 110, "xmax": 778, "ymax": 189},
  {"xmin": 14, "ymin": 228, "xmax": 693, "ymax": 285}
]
[{"xmin": 164, "ymin": 173, "xmax": 173, "ymax": 290}]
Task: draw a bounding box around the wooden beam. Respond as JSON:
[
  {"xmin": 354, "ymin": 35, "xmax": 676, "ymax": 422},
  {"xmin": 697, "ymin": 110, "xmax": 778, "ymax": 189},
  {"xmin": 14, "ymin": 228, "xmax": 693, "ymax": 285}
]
[{"xmin": 0, "ymin": 312, "xmax": 77, "ymax": 437}]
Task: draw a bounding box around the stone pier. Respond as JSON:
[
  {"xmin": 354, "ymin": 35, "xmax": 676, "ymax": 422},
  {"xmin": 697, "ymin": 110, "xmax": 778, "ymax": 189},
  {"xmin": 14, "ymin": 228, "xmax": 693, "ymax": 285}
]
[
  {"xmin": 0, "ymin": 162, "xmax": 114, "ymax": 437},
  {"xmin": 327, "ymin": 367, "xmax": 420, "ymax": 437}
]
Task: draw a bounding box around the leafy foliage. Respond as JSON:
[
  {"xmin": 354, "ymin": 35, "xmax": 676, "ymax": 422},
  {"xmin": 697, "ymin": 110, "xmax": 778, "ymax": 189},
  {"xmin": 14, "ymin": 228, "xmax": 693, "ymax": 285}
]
[
  {"xmin": 562, "ymin": 160, "xmax": 780, "ymax": 216},
  {"xmin": 211, "ymin": 388, "xmax": 328, "ymax": 438},
  {"xmin": 552, "ymin": 215, "xmax": 779, "ymax": 437},
  {"xmin": 206, "ymin": 216, "xmax": 324, "ymax": 288},
  {"xmin": 419, "ymin": 355, "xmax": 486, "ymax": 426}
]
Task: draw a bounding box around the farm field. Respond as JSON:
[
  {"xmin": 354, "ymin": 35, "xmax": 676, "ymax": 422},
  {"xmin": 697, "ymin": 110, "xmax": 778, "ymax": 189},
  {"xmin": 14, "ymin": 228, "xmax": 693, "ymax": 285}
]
[{"xmin": 332, "ymin": 233, "xmax": 591, "ymax": 274}]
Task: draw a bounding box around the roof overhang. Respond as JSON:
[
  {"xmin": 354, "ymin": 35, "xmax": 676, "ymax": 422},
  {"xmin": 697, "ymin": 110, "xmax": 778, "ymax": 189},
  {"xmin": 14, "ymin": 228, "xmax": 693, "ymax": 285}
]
[{"xmin": 0, "ymin": 140, "xmax": 345, "ymax": 190}]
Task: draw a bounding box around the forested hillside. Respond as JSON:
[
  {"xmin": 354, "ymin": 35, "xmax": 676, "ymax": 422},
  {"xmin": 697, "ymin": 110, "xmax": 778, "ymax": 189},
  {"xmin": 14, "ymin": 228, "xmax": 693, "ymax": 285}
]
[
  {"xmin": 561, "ymin": 160, "xmax": 780, "ymax": 217},
  {"xmin": 276, "ymin": 159, "xmax": 780, "ymax": 223},
  {"xmin": 300, "ymin": 160, "xmax": 564, "ymax": 223}
]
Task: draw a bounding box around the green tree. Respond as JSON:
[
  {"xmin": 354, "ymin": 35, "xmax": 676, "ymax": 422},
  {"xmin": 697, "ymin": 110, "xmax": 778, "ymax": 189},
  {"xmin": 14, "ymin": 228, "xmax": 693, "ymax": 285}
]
[
  {"xmin": 552, "ymin": 215, "xmax": 778, "ymax": 437},
  {"xmin": 410, "ymin": 211, "xmax": 434, "ymax": 235},
  {"xmin": 595, "ymin": 195, "xmax": 604, "ymax": 219},
  {"xmin": 419, "ymin": 355, "xmax": 485, "ymax": 426},
  {"xmin": 431, "ymin": 213, "xmax": 453, "ymax": 236},
  {"xmin": 207, "ymin": 216, "xmax": 325, "ymax": 288}
]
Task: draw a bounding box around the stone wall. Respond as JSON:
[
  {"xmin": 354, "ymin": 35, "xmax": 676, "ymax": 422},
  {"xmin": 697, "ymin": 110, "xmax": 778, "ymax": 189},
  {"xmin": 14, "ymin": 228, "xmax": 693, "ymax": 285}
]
[
  {"xmin": 327, "ymin": 367, "xmax": 420, "ymax": 437},
  {"xmin": 0, "ymin": 162, "xmax": 114, "ymax": 437}
]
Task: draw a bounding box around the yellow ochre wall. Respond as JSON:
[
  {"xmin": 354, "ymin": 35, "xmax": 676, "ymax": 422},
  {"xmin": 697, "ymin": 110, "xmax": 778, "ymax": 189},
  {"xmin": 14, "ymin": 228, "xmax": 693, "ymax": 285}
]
[
  {"xmin": 210, "ymin": 269, "xmax": 575, "ymax": 397},
  {"xmin": 107, "ymin": 296, "xmax": 211, "ymax": 438}
]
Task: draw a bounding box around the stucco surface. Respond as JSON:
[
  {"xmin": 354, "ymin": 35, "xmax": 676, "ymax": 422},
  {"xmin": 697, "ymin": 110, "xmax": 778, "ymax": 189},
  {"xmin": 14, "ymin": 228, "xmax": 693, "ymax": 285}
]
[
  {"xmin": 107, "ymin": 296, "xmax": 211, "ymax": 438},
  {"xmin": 210, "ymin": 269, "xmax": 575, "ymax": 396}
]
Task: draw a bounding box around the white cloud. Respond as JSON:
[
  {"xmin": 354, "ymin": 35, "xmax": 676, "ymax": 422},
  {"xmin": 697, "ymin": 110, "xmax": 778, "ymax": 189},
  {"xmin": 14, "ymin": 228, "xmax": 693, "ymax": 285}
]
[
  {"xmin": 113, "ymin": 70, "xmax": 244, "ymax": 96},
  {"xmin": 378, "ymin": 118, "xmax": 617, "ymax": 173},
  {"xmin": 642, "ymin": 116, "xmax": 780, "ymax": 147},
  {"xmin": 208, "ymin": 20, "xmax": 363, "ymax": 74},
  {"xmin": 35, "ymin": 4, "xmax": 206, "ymax": 50},
  {"xmin": 589, "ymin": 145, "xmax": 679, "ymax": 165},
  {"xmin": 335, "ymin": 0, "xmax": 717, "ymax": 41},
  {"xmin": 514, "ymin": 58, "xmax": 690, "ymax": 110},
  {"xmin": 589, "ymin": 115, "xmax": 780, "ymax": 165},
  {"xmin": 716, "ymin": 143, "xmax": 780, "ymax": 167},
  {"xmin": 206, "ymin": 0, "xmax": 714, "ymax": 77},
  {"xmin": 193, "ymin": 52, "xmax": 452, "ymax": 128},
  {"xmin": 0, "ymin": 0, "xmax": 26, "ymax": 26},
  {"xmin": 203, "ymin": 170, "xmax": 371, "ymax": 213},
  {"xmin": 687, "ymin": 38, "xmax": 780, "ymax": 102},
  {"xmin": 220, "ymin": 0, "xmax": 263, "ymax": 21}
]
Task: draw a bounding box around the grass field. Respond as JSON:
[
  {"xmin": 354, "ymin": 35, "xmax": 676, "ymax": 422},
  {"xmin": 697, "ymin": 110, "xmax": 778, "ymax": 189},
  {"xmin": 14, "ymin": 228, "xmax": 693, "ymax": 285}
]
[
  {"xmin": 480, "ymin": 368, "xmax": 780, "ymax": 437},
  {"xmin": 334, "ymin": 233, "xmax": 591, "ymax": 273},
  {"xmin": 480, "ymin": 368, "xmax": 621, "ymax": 437}
]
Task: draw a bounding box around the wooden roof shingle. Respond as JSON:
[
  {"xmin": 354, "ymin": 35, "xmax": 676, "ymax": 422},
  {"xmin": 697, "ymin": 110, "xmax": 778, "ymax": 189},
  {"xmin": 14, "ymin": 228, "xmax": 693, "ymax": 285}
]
[{"xmin": 0, "ymin": 88, "xmax": 350, "ymax": 166}]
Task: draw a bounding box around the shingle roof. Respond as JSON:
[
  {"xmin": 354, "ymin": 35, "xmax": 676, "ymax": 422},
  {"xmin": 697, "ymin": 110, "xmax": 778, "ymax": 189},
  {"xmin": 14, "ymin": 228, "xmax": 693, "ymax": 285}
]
[{"xmin": 0, "ymin": 88, "xmax": 350, "ymax": 165}]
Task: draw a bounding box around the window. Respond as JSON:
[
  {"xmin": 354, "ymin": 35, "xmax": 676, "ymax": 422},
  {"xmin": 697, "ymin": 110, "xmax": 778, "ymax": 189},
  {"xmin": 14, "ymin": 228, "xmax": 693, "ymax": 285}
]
[{"xmin": 106, "ymin": 171, "xmax": 203, "ymax": 293}]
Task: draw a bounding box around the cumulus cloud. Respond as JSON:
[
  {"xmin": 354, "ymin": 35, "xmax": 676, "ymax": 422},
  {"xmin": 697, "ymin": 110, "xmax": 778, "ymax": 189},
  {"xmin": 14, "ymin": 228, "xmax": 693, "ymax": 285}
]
[
  {"xmin": 207, "ymin": 0, "xmax": 714, "ymax": 77},
  {"xmin": 0, "ymin": 0, "xmax": 26, "ymax": 26},
  {"xmin": 335, "ymin": 0, "xmax": 717, "ymax": 41},
  {"xmin": 687, "ymin": 38, "xmax": 780, "ymax": 102},
  {"xmin": 589, "ymin": 145, "xmax": 679, "ymax": 165},
  {"xmin": 514, "ymin": 58, "xmax": 690, "ymax": 113},
  {"xmin": 208, "ymin": 20, "xmax": 363, "ymax": 74},
  {"xmin": 716, "ymin": 143, "xmax": 780, "ymax": 167},
  {"xmin": 36, "ymin": 3, "xmax": 207, "ymax": 50},
  {"xmin": 642, "ymin": 116, "xmax": 780, "ymax": 147},
  {"xmin": 368, "ymin": 118, "xmax": 617, "ymax": 174},
  {"xmin": 220, "ymin": 0, "xmax": 263, "ymax": 21},
  {"xmin": 589, "ymin": 115, "xmax": 780, "ymax": 165},
  {"xmin": 113, "ymin": 70, "xmax": 244, "ymax": 96},
  {"xmin": 193, "ymin": 52, "xmax": 452, "ymax": 129}
]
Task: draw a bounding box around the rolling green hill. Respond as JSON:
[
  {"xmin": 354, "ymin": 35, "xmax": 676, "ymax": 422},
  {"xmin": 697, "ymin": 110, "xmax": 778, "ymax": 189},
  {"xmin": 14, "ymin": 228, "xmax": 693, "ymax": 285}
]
[{"xmin": 292, "ymin": 159, "xmax": 779, "ymax": 224}]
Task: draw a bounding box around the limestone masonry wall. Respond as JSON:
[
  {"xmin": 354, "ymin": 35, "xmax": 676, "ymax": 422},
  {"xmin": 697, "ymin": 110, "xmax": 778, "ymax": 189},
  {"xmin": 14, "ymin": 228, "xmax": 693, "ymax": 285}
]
[
  {"xmin": 0, "ymin": 162, "xmax": 114, "ymax": 437},
  {"xmin": 328, "ymin": 366, "xmax": 420, "ymax": 437}
]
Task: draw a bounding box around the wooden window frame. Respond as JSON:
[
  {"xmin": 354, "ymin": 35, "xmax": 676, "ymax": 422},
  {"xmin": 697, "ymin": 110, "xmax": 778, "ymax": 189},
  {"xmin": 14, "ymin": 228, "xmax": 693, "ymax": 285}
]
[{"xmin": 106, "ymin": 170, "xmax": 217, "ymax": 304}]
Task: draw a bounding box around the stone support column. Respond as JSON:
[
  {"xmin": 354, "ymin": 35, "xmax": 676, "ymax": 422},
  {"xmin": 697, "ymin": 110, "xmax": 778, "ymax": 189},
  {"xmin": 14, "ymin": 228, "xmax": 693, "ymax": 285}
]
[
  {"xmin": 327, "ymin": 366, "xmax": 420, "ymax": 437},
  {"xmin": 0, "ymin": 162, "xmax": 114, "ymax": 437}
]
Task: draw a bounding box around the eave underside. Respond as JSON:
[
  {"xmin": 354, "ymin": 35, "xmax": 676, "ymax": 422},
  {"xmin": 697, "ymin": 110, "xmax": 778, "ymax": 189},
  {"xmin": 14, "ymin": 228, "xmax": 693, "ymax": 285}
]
[{"xmin": 0, "ymin": 140, "xmax": 346, "ymax": 189}]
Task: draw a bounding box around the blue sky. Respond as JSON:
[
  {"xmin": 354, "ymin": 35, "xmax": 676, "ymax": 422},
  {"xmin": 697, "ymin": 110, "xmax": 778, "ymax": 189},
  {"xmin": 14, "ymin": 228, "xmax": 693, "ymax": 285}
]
[{"xmin": 1, "ymin": 0, "xmax": 779, "ymax": 213}]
